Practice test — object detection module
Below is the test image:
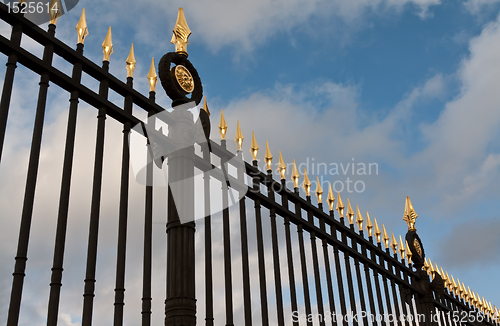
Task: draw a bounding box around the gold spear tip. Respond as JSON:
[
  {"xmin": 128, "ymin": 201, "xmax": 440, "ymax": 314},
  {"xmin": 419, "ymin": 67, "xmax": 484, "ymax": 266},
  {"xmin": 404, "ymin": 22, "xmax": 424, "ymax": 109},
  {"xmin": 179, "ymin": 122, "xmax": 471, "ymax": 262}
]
[
  {"xmin": 291, "ymin": 159, "xmax": 300, "ymax": 188},
  {"xmin": 171, "ymin": 7, "xmax": 192, "ymax": 57},
  {"xmin": 147, "ymin": 58, "xmax": 157, "ymax": 92},
  {"xmin": 382, "ymin": 224, "xmax": 389, "ymax": 249},
  {"xmin": 102, "ymin": 26, "xmax": 113, "ymax": 61},
  {"xmin": 346, "ymin": 199, "xmax": 354, "ymax": 224},
  {"xmin": 390, "ymin": 231, "xmax": 398, "ymax": 254},
  {"xmin": 278, "ymin": 151, "xmax": 286, "ymax": 180},
  {"xmin": 336, "ymin": 192, "xmax": 344, "ymax": 217},
  {"xmin": 265, "ymin": 141, "xmax": 273, "ymax": 171},
  {"xmin": 406, "ymin": 241, "xmax": 412, "ymax": 262},
  {"xmin": 250, "ymin": 131, "xmax": 259, "ymax": 161},
  {"xmin": 234, "ymin": 120, "xmax": 244, "ymax": 151},
  {"xmin": 303, "ymin": 168, "xmax": 311, "ymax": 196},
  {"xmin": 327, "ymin": 184, "xmax": 335, "ymax": 211},
  {"xmin": 203, "ymin": 98, "xmax": 211, "ymax": 117},
  {"xmin": 75, "ymin": 8, "xmax": 89, "ymax": 44},
  {"xmin": 374, "ymin": 218, "xmax": 381, "ymax": 243},
  {"xmin": 219, "ymin": 109, "xmax": 228, "ymax": 140},
  {"xmin": 315, "ymin": 176, "xmax": 323, "ymax": 203},
  {"xmin": 49, "ymin": 0, "xmax": 62, "ymax": 25},
  {"xmin": 403, "ymin": 196, "xmax": 418, "ymax": 231},
  {"xmin": 399, "ymin": 235, "xmax": 405, "ymax": 259},
  {"xmin": 126, "ymin": 43, "xmax": 136, "ymax": 78},
  {"xmin": 366, "ymin": 211, "xmax": 373, "ymax": 236},
  {"xmin": 356, "ymin": 205, "xmax": 364, "ymax": 231}
]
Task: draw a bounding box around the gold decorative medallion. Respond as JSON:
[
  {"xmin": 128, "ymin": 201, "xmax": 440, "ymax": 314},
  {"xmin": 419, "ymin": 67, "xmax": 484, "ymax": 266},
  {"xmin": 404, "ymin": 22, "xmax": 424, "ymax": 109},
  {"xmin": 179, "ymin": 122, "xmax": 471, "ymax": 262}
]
[
  {"xmin": 172, "ymin": 65, "xmax": 194, "ymax": 93},
  {"xmin": 413, "ymin": 238, "xmax": 422, "ymax": 257}
]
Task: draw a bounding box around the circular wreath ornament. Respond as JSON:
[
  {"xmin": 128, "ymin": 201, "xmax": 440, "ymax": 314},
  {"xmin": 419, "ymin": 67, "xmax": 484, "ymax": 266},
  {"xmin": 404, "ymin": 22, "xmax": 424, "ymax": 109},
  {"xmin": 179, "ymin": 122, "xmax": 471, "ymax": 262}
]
[
  {"xmin": 406, "ymin": 231, "xmax": 425, "ymax": 266},
  {"xmin": 158, "ymin": 52, "xmax": 203, "ymax": 105}
]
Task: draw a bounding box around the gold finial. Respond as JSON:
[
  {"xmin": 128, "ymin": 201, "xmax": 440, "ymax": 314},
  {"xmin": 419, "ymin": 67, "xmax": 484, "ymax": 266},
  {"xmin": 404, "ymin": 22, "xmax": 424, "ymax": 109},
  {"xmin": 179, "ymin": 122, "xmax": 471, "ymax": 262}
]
[
  {"xmin": 49, "ymin": 0, "xmax": 62, "ymax": 25},
  {"xmin": 336, "ymin": 192, "xmax": 344, "ymax": 218},
  {"xmin": 399, "ymin": 235, "xmax": 405, "ymax": 260},
  {"xmin": 219, "ymin": 109, "xmax": 228, "ymax": 140},
  {"xmin": 365, "ymin": 212, "xmax": 373, "ymax": 237},
  {"xmin": 315, "ymin": 177, "xmax": 323, "ymax": 204},
  {"xmin": 445, "ymin": 271, "xmax": 451, "ymax": 289},
  {"xmin": 126, "ymin": 43, "xmax": 136, "ymax": 78},
  {"xmin": 147, "ymin": 58, "xmax": 157, "ymax": 92},
  {"xmin": 203, "ymin": 98, "xmax": 211, "ymax": 117},
  {"xmin": 403, "ymin": 196, "xmax": 418, "ymax": 231},
  {"xmin": 406, "ymin": 241, "xmax": 412, "ymax": 263},
  {"xmin": 265, "ymin": 141, "xmax": 273, "ymax": 171},
  {"xmin": 75, "ymin": 8, "xmax": 89, "ymax": 44},
  {"xmin": 374, "ymin": 218, "xmax": 381, "ymax": 243},
  {"xmin": 303, "ymin": 169, "xmax": 311, "ymax": 197},
  {"xmin": 102, "ymin": 27, "xmax": 113, "ymax": 61},
  {"xmin": 346, "ymin": 199, "xmax": 354, "ymax": 224},
  {"xmin": 278, "ymin": 151, "xmax": 286, "ymax": 180},
  {"xmin": 234, "ymin": 121, "xmax": 244, "ymax": 151},
  {"xmin": 355, "ymin": 205, "xmax": 364, "ymax": 231},
  {"xmin": 382, "ymin": 224, "xmax": 389, "ymax": 249},
  {"xmin": 434, "ymin": 262, "xmax": 439, "ymax": 276},
  {"xmin": 327, "ymin": 184, "xmax": 335, "ymax": 211},
  {"xmin": 291, "ymin": 160, "xmax": 300, "ymax": 188},
  {"xmin": 171, "ymin": 8, "xmax": 191, "ymax": 57},
  {"xmin": 390, "ymin": 231, "xmax": 398, "ymax": 255},
  {"xmin": 250, "ymin": 131, "xmax": 258, "ymax": 161},
  {"xmin": 440, "ymin": 267, "xmax": 446, "ymax": 283},
  {"xmin": 423, "ymin": 258, "xmax": 429, "ymax": 272}
]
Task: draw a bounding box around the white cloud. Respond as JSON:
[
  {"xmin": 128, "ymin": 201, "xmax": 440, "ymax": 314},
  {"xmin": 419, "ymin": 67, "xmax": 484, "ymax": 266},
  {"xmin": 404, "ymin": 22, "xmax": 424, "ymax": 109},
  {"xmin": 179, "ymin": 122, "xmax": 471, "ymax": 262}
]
[{"xmin": 464, "ymin": 0, "xmax": 500, "ymax": 14}]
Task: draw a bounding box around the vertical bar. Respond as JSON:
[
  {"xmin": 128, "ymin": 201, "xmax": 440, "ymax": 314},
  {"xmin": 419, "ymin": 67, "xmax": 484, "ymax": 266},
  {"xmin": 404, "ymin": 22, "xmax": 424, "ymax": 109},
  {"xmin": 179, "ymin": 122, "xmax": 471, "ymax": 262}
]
[
  {"xmin": 203, "ymin": 144, "xmax": 213, "ymax": 326},
  {"xmin": 361, "ymin": 243, "xmax": 377, "ymax": 326},
  {"xmin": 332, "ymin": 224, "xmax": 348, "ymax": 319},
  {"xmin": 112, "ymin": 76, "xmax": 133, "ymax": 326},
  {"xmin": 0, "ymin": 23, "xmax": 22, "ymax": 163},
  {"xmin": 253, "ymin": 161, "xmax": 268, "ymax": 326},
  {"xmin": 82, "ymin": 61, "xmax": 109, "ymax": 326},
  {"xmin": 7, "ymin": 29, "xmax": 54, "ymax": 326},
  {"xmin": 268, "ymin": 173, "xmax": 284, "ymax": 326},
  {"xmin": 238, "ymin": 151, "xmax": 251, "ymax": 326},
  {"xmin": 46, "ymin": 41, "xmax": 84, "ymax": 326},
  {"xmin": 295, "ymin": 192, "xmax": 312, "ymax": 326},
  {"xmin": 221, "ymin": 140, "xmax": 234, "ymax": 326},
  {"xmin": 372, "ymin": 246, "xmax": 386, "ymax": 326},
  {"xmin": 307, "ymin": 201, "xmax": 324, "ymax": 326},
  {"xmin": 320, "ymin": 212, "xmax": 336, "ymax": 319},
  {"xmin": 352, "ymin": 234, "xmax": 368, "ymax": 326},
  {"xmin": 388, "ymin": 256, "xmax": 402, "ymax": 326},
  {"xmin": 342, "ymin": 233, "xmax": 358, "ymax": 323}
]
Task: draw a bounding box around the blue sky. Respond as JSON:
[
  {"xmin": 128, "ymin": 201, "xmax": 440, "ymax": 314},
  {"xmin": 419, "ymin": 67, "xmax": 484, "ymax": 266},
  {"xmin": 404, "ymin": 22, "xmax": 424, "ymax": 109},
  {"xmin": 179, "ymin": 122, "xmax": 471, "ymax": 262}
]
[{"xmin": 1, "ymin": 0, "xmax": 500, "ymax": 325}]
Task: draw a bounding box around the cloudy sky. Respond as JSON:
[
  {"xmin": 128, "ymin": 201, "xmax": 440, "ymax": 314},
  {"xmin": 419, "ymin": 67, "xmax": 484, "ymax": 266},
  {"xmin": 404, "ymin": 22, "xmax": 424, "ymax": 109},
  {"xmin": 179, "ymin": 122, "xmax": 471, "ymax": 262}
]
[{"xmin": 1, "ymin": 0, "xmax": 500, "ymax": 325}]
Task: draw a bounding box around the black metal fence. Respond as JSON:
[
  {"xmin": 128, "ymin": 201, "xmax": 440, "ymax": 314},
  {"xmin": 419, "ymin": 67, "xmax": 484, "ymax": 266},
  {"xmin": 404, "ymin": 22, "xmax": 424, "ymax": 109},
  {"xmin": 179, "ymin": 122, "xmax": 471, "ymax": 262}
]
[{"xmin": 0, "ymin": 4, "xmax": 498, "ymax": 326}]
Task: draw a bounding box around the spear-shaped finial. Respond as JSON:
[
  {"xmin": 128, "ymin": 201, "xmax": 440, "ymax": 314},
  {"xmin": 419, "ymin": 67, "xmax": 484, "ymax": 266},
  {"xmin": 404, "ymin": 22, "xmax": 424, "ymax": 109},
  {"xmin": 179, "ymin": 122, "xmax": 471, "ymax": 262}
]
[
  {"xmin": 203, "ymin": 97, "xmax": 211, "ymax": 117},
  {"xmin": 403, "ymin": 196, "xmax": 418, "ymax": 231},
  {"xmin": 278, "ymin": 151, "xmax": 286, "ymax": 180},
  {"xmin": 399, "ymin": 235, "xmax": 405, "ymax": 260},
  {"xmin": 346, "ymin": 199, "xmax": 354, "ymax": 225},
  {"xmin": 147, "ymin": 58, "xmax": 157, "ymax": 92},
  {"xmin": 219, "ymin": 109, "xmax": 228, "ymax": 140},
  {"xmin": 366, "ymin": 211, "xmax": 373, "ymax": 237},
  {"xmin": 434, "ymin": 262, "xmax": 439, "ymax": 276},
  {"xmin": 303, "ymin": 169, "xmax": 311, "ymax": 197},
  {"xmin": 291, "ymin": 159, "xmax": 300, "ymax": 189},
  {"xmin": 315, "ymin": 176, "xmax": 323, "ymax": 204},
  {"xmin": 355, "ymin": 205, "xmax": 364, "ymax": 231},
  {"xmin": 171, "ymin": 8, "xmax": 191, "ymax": 57},
  {"xmin": 75, "ymin": 8, "xmax": 89, "ymax": 44},
  {"xmin": 49, "ymin": 0, "xmax": 62, "ymax": 25},
  {"xmin": 382, "ymin": 224, "xmax": 390, "ymax": 249},
  {"xmin": 102, "ymin": 27, "xmax": 113, "ymax": 61},
  {"xmin": 406, "ymin": 241, "xmax": 412, "ymax": 263},
  {"xmin": 423, "ymin": 258, "xmax": 429, "ymax": 273},
  {"xmin": 235, "ymin": 121, "xmax": 244, "ymax": 151},
  {"xmin": 374, "ymin": 218, "xmax": 381, "ymax": 243},
  {"xmin": 390, "ymin": 231, "xmax": 398, "ymax": 255},
  {"xmin": 336, "ymin": 192, "xmax": 344, "ymax": 218},
  {"xmin": 250, "ymin": 131, "xmax": 258, "ymax": 161},
  {"xmin": 126, "ymin": 43, "xmax": 136, "ymax": 78},
  {"xmin": 441, "ymin": 267, "xmax": 447, "ymax": 284},
  {"xmin": 265, "ymin": 141, "xmax": 273, "ymax": 171},
  {"xmin": 327, "ymin": 184, "xmax": 335, "ymax": 211}
]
